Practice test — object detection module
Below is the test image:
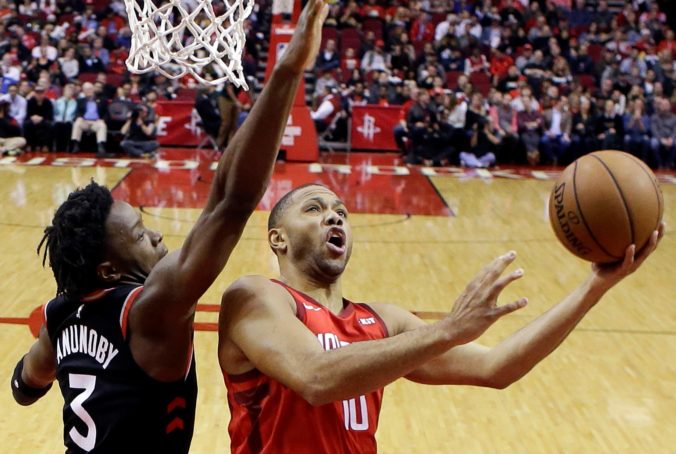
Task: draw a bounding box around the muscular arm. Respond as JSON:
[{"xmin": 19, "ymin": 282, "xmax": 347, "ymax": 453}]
[
  {"xmin": 130, "ymin": 0, "xmax": 329, "ymax": 380},
  {"xmin": 219, "ymin": 253, "xmax": 526, "ymax": 405},
  {"xmin": 381, "ymin": 234, "xmax": 662, "ymax": 388},
  {"xmin": 371, "ymin": 276, "xmax": 603, "ymax": 388},
  {"xmin": 218, "ymin": 276, "xmax": 463, "ymax": 406}
]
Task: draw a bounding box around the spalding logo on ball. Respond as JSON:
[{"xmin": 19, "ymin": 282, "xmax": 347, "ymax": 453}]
[{"xmin": 548, "ymin": 150, "xmax": 664, "ymax": 263}]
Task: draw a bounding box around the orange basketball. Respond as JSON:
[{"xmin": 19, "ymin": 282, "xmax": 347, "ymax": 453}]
[{"xmin": 548, "ymin": 150, "xmax": 664, "ymax": 263}]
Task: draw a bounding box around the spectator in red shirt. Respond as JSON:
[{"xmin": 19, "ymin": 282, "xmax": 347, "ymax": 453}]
[
  {"xmin": 411, "ymin": 12, "xmax": 434, "ymax": 44},
  {"xmin": 490, "ymin": 48, "xmax": 514, "ymax": 83}
]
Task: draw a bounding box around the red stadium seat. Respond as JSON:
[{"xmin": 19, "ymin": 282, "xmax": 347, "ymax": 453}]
[
  {"xmin": 446, "ymin": 70, "xmax": 463, "ymax": 89},
  {"xmin": 577, "ymin": 74, "xmax": 596, "ymax": 91},
  {"xmin": 321, "ymin": 27, "xmax": 338, "ymax": 49},
  {"xmin": 587, "ymin": 44, "xmax": 603, "ymax": 63},
  {"xmin": 362, "ymin": 19, "xmax": 383, "ymax": 40},
  {"xmin": 469, "ymin": 72, "xmax": 491, "ymax": 87}
]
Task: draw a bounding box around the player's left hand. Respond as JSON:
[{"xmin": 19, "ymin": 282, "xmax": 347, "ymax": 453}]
[{"xmin": 590, "ymin": 222, "xmax": 665, "ymax": 291}]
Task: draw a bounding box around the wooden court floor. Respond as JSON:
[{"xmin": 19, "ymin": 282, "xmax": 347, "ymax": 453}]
[{"xmin": 0, "ymin": 165, "xmax": 674, "ymax": 453}]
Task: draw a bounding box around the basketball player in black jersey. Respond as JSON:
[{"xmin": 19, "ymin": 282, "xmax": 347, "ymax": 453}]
[{"xmin": 10, "ymin": 1, "xmax": 330, "ymax": 452}]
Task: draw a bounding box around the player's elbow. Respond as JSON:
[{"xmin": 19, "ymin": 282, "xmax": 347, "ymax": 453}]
[{"xmin": 298, "ymin": 381, "xmax": 334, "ymax": 407}]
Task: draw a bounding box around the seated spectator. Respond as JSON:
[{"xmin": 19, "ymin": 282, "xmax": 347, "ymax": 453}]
[
  {"xmin": 570, "ymin": 96, "xmax": 597, "ymax": 157},
  {"xmin": 338, "ymin": 0, "xmax": 361, "ymax": 29},
  {"xmin": 515, "ymin": 43, "xmax": 533, "ymax": 71},
  {"xmin": 649, "ymin": 97, "xmax": 675, "ymax": 169},
  {"xmin": 58, "ymin": 47, "xmax": 79, "ymax": 81},
  {"xmin": 24, "ymin": 86, "xmax": 54, "ymax": 152},
  {"xmin": 624, "ymin": 98, "xmax": 651, "ymax": 162},
  {"xmin": 569, "ymin": 43, "xmax": 594, "ymax": 75},
  {"xmin": 595, "ymin": 99, "xmax": 625, "ymax": 150},
  {"xmin": 490, "ymin": 48, "xmax": 514, "ymax": 84},
  {"xmin": 411, "ymin": 12, "xmax": 435, "ymax": 44},
  {"xmin": 314, "ymin": 70, "xmax": 338, "ymax": 98},
  {"xmin": 517, "ymin": 92, "xmax": 543, "ymax": 164},
  {"xmin": 464, "ymin": 47, "xmax": 490, "ymax": 76},
  {"xmin": 31, "ymin": 34, "xmax": 57, "ymax": 61},
  {"xmin": 461, "ymin": 93, "xmax": 498, "ymax": 168},
  {"xmin": 341, "ymin": 47, "xmax": 359, "ymax": 74},
  {"xmin": 120, "ymin": 105, "xmax": 159, "ymax": 158},
  {"xmin": 78, "ymin": 44, "xmax": 106, "ymax": 73},
  {"xmin": 71, "ymin": 81, "xmax": 109, "ymax": 156},
  {"xmin": 0, "ymin": 53, "xmax": 21, "ymax": 89},
  {"xmin": 92, "ymin": 37, "xmax": 110, "ymax": 67},
  {"xmin": 194, "ymin": 85, "xmax": 222, "ymax": 143},
  {"xmin": 492, "ymin": 93, "xmax": 520, "ymax": 163},
  {"xmin": 310, "ymin": 86, "xmax": 339, "ymax": 134},
  {"xmin": 53, "ymin": 83, "xmax": 77, "ymax": 151},
  {"xmin": 315, "ymin": 39, "xmax": 339, "ymax": 73},
  {"xmin": 0, "ymin": 99, "xmax": 25, "ymax": 155},
  {"xmin": 0, "ymin": 83, "xmax": 26, "ymax": 128},
  {"xmin": 540, "ymin": 95, "xmax": 572, "ymax": 165},
  {"xmin": 361, "ymin": 39, "xmax": 388, "ymax": 73}
]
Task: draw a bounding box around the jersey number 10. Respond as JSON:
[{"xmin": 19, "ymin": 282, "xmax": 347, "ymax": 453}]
[{"xmin": 342, "ymin": 395, "xmax": 369, "ymax": 431}]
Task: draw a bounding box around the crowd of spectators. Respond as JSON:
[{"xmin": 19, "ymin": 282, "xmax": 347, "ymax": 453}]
[
  {"xmin": 0, "ymin": 0, "xmax": 269, "ymax": 156},
  {"xmin": 310, "ymin": 0, "xmax": 675, "ymax": 169},
  {"xmin": 0, "ymin": 0, "xmax": 672, "ymax": 169}
]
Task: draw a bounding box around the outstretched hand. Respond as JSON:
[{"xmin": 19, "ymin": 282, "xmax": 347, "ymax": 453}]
[
  {"xmin": 590, "ymin": 222, "xmax": 665, "ymax": 292},
  {"xmin": 276, "ymin": 0, "xmax": 330, "ymax": 73},
  {"xmin": 444, "ymin": 251, "xmax": 528, "ymax": 345}
]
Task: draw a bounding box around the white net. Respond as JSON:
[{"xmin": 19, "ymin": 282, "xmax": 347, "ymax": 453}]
[{"xmin": 125, "ymin": 0, "xmax": 254, "ymax": 89}]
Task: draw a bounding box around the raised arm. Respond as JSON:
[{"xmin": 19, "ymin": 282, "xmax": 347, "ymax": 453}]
[
  {"xmin": 219, "ymin": 253, "xmax": 526, "ymax": 405},
  {"xmin": 129, "ymin": 0, "xmax": 329, "ymax": 379},
  {"xmin": 397, "ymin": 228, "xmax": 662, "ymax": 388}
]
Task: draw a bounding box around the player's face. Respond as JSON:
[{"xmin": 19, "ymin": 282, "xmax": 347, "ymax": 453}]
[
  {"xmin": 104, "ymin": 201, "xmax": 168, "ymax": 282},
  {"xmin": 282, "ymin": 186, "xmax": 353, "ymax": 281}
]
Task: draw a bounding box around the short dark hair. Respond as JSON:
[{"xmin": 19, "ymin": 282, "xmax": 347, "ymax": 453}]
[
  {"xmin": 38, "ymin": 181, "xmax": 114, "ymax": 300},
  {"xmin": 267, "ymin": 183, "xmax": 327, "ymax": 231}
]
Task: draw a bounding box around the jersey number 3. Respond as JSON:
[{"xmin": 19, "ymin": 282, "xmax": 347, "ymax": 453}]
[
  {"xmin": 69, "ymin": 374, "xmax": 97, "ymax": 451},
  {"xmin": 342, "ymin": 395, "xmax": 369, "ymax": 431}
]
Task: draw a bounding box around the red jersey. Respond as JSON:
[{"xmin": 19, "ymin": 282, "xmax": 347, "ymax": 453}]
[{"xmin": 224, "ymin": 280, "xmax": 389, "ymax": 454}]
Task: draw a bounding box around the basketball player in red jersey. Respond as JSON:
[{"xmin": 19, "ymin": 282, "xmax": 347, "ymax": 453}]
[
  {"xmin": 10, "ymin": 2, "xmax": 330, "ymax": 452},
  {"xmin": 218, "ymin": 184, "xmax": 664, "ymax": 454}
]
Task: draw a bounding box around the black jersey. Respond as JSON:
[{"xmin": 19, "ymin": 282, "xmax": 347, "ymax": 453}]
[{"xmin": 44, "ymin": 285, "xmax": 197, "ymax": 454}]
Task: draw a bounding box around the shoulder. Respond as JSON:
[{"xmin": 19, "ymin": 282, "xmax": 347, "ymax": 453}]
[
  {"xmin": 360, "ymin": 301, "xmax": 424, "ymax": 337},
  {"xmin": 222, "ymin": 276, "xmax": 294, "ymax": 312}
]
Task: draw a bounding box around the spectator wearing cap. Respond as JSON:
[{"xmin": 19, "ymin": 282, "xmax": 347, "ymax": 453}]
[
  {"xmin": 0, "ymin": 83, "xmax": 26, "ymax": 128},
  {"xmin": 24, "ymin": 85, "xmax": 54, "ymax": 152},
  {"xmin": 71, "ymin": 81, "xmax": 109, "ymax": 156},
  {"xmin": 361, "ymin": 39, "xmax": 388, "ymax": 73}
]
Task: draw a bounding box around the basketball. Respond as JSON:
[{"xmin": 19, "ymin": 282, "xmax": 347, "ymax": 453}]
[{"xmin": 548, "ymin": 150, "xmax": 664, "ymax": 264}]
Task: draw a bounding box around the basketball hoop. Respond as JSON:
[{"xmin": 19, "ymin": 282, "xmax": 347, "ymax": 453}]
[{"xmin": 124, "ymin": 0, "xmax": 254, "ymax": 89}]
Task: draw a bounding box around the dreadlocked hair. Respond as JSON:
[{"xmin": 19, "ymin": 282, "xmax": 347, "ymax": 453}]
[{"xmin": 37, "ymin": 181, "xmax": 114, "ymax": 300}]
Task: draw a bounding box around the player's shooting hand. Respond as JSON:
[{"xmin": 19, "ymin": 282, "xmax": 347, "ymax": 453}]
[
  {"xmin": 590, "ymin": 222, "xmax": 665, "ymax": 292},
  {"xmin": 277, "ymin": 0, "xmax": 330, "ymax": 74},
  {"xmin": 444, "ymin": 252, "xmax": 528, "ymax": 345}
]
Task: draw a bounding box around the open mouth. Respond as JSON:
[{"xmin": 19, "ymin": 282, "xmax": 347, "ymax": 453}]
[{"xmin": 326, "ymin": 229, "xmax": 346, "ymax": 252}]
